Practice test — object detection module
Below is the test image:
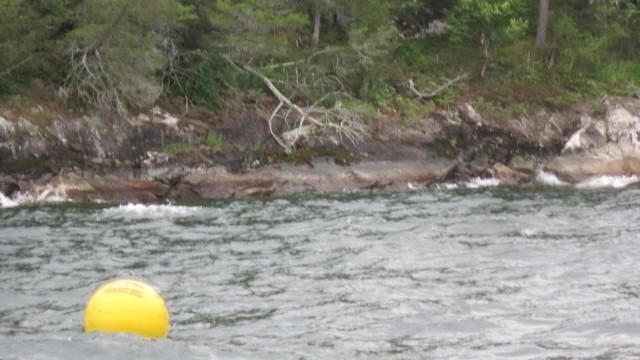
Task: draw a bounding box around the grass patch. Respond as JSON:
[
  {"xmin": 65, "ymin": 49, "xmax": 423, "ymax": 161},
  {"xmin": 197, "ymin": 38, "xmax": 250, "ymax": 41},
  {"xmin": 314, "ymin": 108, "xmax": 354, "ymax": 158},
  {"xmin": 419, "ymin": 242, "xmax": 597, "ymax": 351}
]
[
  {"xmin": 203, "ymin": 132, "xmax": 225, "ymax": 150},
  {"xmin": 285, "ymin": 146, "xmax": 360, "ymax": 166}
]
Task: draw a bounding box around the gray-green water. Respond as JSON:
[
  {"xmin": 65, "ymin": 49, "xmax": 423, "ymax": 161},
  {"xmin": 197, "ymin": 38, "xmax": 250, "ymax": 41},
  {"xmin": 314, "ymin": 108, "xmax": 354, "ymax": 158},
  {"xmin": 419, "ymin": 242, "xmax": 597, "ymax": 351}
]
[{"xmin": 2, "ymin": 186, "xmax": 640, "ymax": 359}]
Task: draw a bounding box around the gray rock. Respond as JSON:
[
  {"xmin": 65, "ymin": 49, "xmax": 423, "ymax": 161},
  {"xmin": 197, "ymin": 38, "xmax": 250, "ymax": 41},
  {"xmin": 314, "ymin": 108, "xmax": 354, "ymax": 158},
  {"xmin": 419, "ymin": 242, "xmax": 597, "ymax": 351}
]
[
  {"xmin": 545, "ymin": 145, "xmax": 640, "ymax": 182},
  {"xmin": 169, "ymin": 159, "xmax": 456, "ymax": 200},
  {"xmin": 0, "ymin": 175, "xmax": 19, "ymax": 197},
  {"xmin": 509, "ymin": 155, "xmax": 537, "ymax": 174},
  {"xmin": 546, "ymin": 97, "xmax": 640, "ymax": 181},
  {"xmin": 562, "ymin": 115, "xmax": 606, "ymax": 154},
  {"xmin": 606, "ymin": 106, "xmax": 640, "ymax": 153},
  {"xmin": 486, "ymin": 163, "xmax": 530, "ymax": 185}
]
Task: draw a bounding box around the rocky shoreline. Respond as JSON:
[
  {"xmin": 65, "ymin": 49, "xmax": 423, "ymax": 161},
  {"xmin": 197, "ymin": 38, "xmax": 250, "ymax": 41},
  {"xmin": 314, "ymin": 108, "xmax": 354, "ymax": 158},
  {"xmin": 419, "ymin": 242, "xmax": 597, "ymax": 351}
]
[{"xmin": 1, "ymin": 96, "xmax": 640, "ymax": 204}]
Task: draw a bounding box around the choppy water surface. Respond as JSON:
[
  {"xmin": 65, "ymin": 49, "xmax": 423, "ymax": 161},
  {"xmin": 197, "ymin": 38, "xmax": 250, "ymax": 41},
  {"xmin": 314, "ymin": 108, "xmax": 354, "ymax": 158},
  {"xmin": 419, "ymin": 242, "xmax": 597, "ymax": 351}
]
[{"xmin": 2, "ymin": 185, "xmax": 640, "ymax": 359}]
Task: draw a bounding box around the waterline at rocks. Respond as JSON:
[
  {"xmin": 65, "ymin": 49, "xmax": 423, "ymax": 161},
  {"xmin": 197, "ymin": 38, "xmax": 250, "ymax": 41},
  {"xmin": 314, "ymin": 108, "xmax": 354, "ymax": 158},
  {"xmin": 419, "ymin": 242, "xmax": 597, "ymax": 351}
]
[{"xmin": 2, "ymin": 97, "xmax": 640, "ymax": 203}]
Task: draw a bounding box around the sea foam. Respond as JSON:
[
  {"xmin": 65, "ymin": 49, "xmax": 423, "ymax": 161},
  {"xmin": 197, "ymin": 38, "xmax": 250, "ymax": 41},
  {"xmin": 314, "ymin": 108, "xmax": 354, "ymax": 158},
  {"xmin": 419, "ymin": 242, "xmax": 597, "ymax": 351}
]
[
  {"xmin": 536, "ymin": 171, "xmax": 569, "ymax": 186},
  {"xmin": 0, "ymin": 193, "xmax": 19, "ymax": 208},
  {"xmin": 465, "ymin": 177, "xmax": 501, "ymax": 189},
  {"xmin": 436, "ymin": 177, "xmax": 501, "ymax": 190},
  {"xmin": 576, "ymin": 175, "xmax": 640, "ymax": 189},
  {"xmin": 536, "ymin": 171, "xmax": 638, "ymax": 189},
  {"xmin": 0, "ymin": 185, "xmax": 68, "ymax": 208},
  {"xmin": 101, "ymin": 203, "xmax": 202, "ymax": 218}
]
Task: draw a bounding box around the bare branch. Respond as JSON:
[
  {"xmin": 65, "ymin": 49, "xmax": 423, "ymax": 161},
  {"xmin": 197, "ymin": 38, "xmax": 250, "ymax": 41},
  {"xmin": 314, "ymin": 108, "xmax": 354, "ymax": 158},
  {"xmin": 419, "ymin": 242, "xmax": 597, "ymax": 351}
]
[
  {"xmin": 408, "ymin": 72, "xmax": 469, "ymax": 100},
  {"xmin": 268, "ymin": 101, "xmax": 289, "ymax": 150},
  {"xmin": 259, "ymin": 47, "xmax": 340, "ymax": 70},
  {"xmin": 0, "ymin": 54, "xmax": 36, "ymax": 79},
  {"xmin": 223, "ymin": 55, "xmax": 366, "ymax": 152},
  {"xmin": 64, "ymin": 46, "xmax": 125, "ymax": 113},
  {"xmin": 161, "ymin": 38, "xmax": 195, "ymax": 113}
]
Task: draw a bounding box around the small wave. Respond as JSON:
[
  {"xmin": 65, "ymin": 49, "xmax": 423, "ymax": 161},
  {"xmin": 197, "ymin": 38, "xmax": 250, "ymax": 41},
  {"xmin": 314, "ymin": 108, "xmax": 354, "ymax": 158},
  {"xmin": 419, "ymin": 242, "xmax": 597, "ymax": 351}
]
[
  {"xmin": 519, "ymin": 228, "xmax": 540, "ymax": 237},
  {"xmin": 536, "ymin": 171, "xmax": 639, "ymax": 189},
  {"xmin": 0, "ymin": 185, "xmax": 68, "ymax": 208},
  {"xmin": 576, "ymin": 175, "xmax": 639, "ymax": 189},
  {"xmin": 0, "ymin": 193, "xmax": 19, "ymax": 208},
  {"xmin": 436, "ymin": 178, "xmax": 500, "ymax": 190},
  {"xmin": 536, "ymin": 171, "xmax": 569, "ymax": 186},
  {"xmin": 465, "ymin": 177, "xmax": 501, "ymax": 189},
  {"xmin": 101, "ymin": 203, "xmax": 202, "ymax": 218},
  {"xmin": 436, "ymin": 182, "xmax": 459, "ymax": 190}
]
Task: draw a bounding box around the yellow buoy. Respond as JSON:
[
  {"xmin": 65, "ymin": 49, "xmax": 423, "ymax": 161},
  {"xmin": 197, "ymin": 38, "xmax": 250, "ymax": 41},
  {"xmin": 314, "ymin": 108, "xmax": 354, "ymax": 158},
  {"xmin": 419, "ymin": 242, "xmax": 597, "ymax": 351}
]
[{"xmin": 84, "ymin": 279, "xmax": 169, "ymax": 339}]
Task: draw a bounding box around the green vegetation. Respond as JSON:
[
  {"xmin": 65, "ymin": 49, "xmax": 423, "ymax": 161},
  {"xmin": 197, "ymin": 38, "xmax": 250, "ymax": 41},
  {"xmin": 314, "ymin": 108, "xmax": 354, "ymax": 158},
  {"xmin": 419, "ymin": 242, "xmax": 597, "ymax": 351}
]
[
  {"xmin": 203, "ymin": 132, "xmax": 225, "ymax": 150},
  {"xmin": 1, "ymin": 0, "xmax": 638, "ymax": 119}
]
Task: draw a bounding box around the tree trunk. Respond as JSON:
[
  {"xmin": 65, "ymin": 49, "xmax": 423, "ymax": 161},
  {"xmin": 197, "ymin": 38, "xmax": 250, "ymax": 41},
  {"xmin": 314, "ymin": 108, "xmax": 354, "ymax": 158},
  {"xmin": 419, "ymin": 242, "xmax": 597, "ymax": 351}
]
[
  {"xmin": 312, "ymin": 8, "xmax": 321, "ymax": 46},
  {"xmin": 535, "ymin": 0, "xmax": 550, "ymax": 48}
]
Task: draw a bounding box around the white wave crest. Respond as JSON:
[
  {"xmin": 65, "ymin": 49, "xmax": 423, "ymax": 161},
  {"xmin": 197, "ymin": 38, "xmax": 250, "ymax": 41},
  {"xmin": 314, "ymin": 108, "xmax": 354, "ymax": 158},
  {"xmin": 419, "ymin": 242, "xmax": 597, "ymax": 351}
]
[
  {"xmin": 536, "ymin": 171, "xmax": 569, "ymax": 186},
  {"xmin": 101, "ymin": 203, "xmax": 202, "ymax": 218},
  {"xmin": 0, "ymin": 185, "xmax": 68, "ymax": 208},
  {"xmin": 436, "ymin": 178, "xmax": 500, "ymax": 190},
  {"xmin": 0, "ymin": 193, "xmax": 19, "ymax": 208},
  {"xmin": 537, "ymin": 171, "xmax": 639, "ymax": 189},
  {"xmin": 576, "ymin": 175, "xmax": 639, "ymax": 189},
  {"xmin": 436, "ymin": 182, "xmax": 459, "ymax": 190},
  {"xmin": 465, "ymin": 177, "xmax": 501, "ymax": 189}
]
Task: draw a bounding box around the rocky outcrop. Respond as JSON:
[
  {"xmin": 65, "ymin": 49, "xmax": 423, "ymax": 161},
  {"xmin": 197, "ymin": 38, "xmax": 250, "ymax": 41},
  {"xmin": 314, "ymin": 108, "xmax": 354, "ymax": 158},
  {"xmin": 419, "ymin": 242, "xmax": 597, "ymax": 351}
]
[
  {"xmin": 485, "ymin": 163, "xmax": 529, "ymax": 185},
  {"xmin": 0, "ymin": 114, "xmax": 53, "ymax": 161},
  {"xmin": 0, "ymin": 106, "xmax": 203, "ymax": 164},
  {"xmin": 0, "ymin": 174, "xmax": 19, "ymax": 197},
  {"xmin": 545, "ymin": 97, "xmax": 640, "ymax": 181},
  {"xmin": 3, "ymin": 95, "xmax": 640, "ymax": 203},
  {"xmin": 171, "ymin": 159, "xmax": 455, "ymax": 199},
  {"xmin": 20, "ymin": 159, "xmax": 454, "ymax": 203}
]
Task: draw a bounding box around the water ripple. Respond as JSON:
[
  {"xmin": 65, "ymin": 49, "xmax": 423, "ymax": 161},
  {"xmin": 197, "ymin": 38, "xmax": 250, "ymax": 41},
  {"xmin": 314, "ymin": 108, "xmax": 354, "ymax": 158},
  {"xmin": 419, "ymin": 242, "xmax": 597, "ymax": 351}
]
[{"xmin": 1, "ymin": 187, "xmax": 640, "ymax": 359}]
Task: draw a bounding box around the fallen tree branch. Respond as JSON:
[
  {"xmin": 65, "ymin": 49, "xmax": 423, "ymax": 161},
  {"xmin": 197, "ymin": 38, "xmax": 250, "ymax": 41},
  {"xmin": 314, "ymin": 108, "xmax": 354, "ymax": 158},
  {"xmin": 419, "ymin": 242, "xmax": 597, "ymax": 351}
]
[
  {"xmin": 0, "ymin": 54, "xmax": 36, "ymax": 79},
  {"xmin": 223, "ymin": 55, "xmax": 366, "ymax": 152},
  {"xmin": 64, "ymin": 46, "xmax": 124, "ymax": 113},
  {"xmin": 268, "ymin": 101, "xmax": 289, "ymax": 150},
  {"xmin": 408, "ymin": 72, "xmax": 469, "ymax": 100},
  {"xmin": 259, "ymin": 47, "xmax": 339, "ymax": 70}
]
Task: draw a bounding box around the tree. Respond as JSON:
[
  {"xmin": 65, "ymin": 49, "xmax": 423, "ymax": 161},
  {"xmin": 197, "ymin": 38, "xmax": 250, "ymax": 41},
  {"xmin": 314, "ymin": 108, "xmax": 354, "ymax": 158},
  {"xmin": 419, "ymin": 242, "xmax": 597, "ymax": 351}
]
[
  {"xmin": 447, "ymin": 0, "xmax": 530, "ymax": 76},
  {"xmin": 536, "ymin": 0, "xmax": 550, "ymax": 47},
  {"xmin": 211, "ymin": 0, "xmax": 395, "ymax": 150},
  {"xmin": 302, "ymin": 0, "xmax": 336, "ymax": 46},
  {"xmin": 588, "ymin": 0, "xmax": 640, "ymax": 55},
  {"xmin": 296, "ymin": 0, "xmax": 394, "ymax": 47},
  {"xmin": 63, "ymin": 0, "xmax": 193, "ymax": 111},
  {"xmin": 208, "ymin": 0, "xmax": 308, "ymax": 60},
  {"xmin": 0, "ymin": 0, "xmax": 61, "ymax": 88},
  {"xmin": 394, "ymin": 0, "xmax": 456, "ymax": 37}
]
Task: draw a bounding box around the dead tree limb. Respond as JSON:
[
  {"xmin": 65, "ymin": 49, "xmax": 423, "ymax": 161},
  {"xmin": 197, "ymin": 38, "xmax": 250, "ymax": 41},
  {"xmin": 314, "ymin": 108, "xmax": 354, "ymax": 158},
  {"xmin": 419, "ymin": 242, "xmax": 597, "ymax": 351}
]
[
  {"xmin": 408, "ymin": 72, "xmax": 469, "ymax": 100},
  {"xmin": 223, "ymin": 55, "xmax": 366, "ymax": 152},
  {"xmin": 268, "ymin": 101, "xmax": 289, "ymax": 150},
  {"xmin": 259, "ymin": 47, "xmax": 339, "ymax": 70},
  {"xmin": 64, "ymin": 46, "xmax": 124, "ymax": 112},
  {"xmin": 0, "ymin": 54, "xmax": 36, "ymax": 79}
]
